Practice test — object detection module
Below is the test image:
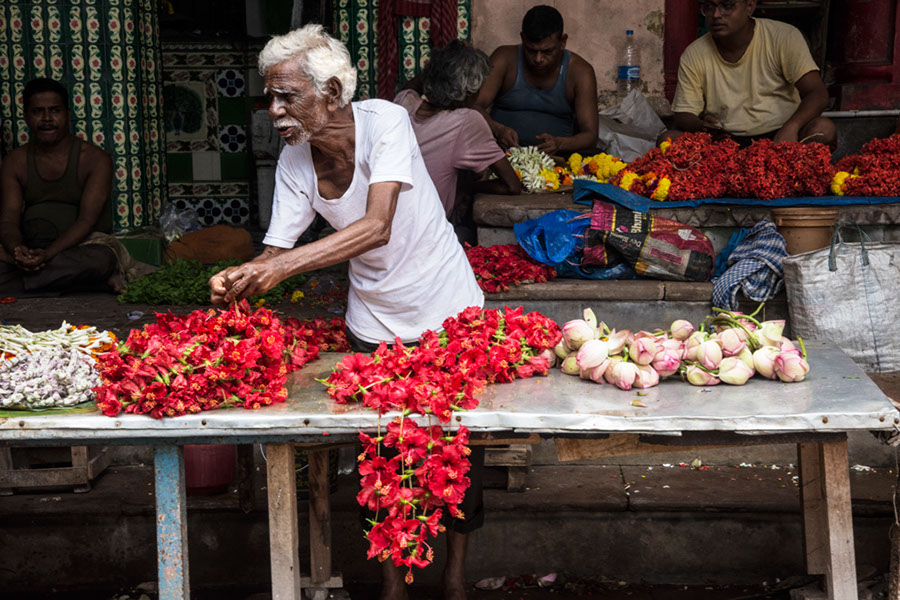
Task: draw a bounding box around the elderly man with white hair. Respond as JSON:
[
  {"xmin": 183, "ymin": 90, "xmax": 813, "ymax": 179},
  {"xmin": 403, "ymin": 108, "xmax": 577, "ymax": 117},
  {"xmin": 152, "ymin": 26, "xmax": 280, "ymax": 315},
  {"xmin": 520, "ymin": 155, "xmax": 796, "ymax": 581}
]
[{"xmin": 209, "ymin": 24, "xmax": 484, "ymax": 600}]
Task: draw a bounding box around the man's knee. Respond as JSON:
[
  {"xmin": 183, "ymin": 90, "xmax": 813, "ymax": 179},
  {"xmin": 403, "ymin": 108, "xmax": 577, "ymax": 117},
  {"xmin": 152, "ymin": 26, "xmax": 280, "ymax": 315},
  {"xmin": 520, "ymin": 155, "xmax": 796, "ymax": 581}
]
[{"xmin": 800, "ymin": 116, "xmax": 836, "ymax": 146}]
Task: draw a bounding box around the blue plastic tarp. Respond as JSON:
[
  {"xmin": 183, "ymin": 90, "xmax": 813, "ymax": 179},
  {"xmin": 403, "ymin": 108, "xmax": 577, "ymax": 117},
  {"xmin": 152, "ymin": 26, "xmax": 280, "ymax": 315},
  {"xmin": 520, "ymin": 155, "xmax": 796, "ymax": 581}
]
[{"xmin": 572, "ymin": 180, "xmax": 900, "ymax": 213}]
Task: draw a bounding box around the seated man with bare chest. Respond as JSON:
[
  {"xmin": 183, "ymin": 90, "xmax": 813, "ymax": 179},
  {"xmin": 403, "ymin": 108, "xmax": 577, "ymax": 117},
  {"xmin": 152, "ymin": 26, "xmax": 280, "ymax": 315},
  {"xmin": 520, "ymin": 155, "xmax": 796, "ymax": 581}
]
[
  {"xmin": 0, "ymin": 78, "xmax": 127, "ymax": 296},
  {"xmin": 475, "ymin": 4, "xmax": 598, "ymax": 156}
]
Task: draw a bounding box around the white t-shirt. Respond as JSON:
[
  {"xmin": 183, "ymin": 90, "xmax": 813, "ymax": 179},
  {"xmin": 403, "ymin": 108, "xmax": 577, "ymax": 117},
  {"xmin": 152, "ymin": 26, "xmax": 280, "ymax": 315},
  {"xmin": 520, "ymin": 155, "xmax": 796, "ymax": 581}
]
[{"xmin": 263, "ymin": 99, "xmax": 484, "ymax": 344}]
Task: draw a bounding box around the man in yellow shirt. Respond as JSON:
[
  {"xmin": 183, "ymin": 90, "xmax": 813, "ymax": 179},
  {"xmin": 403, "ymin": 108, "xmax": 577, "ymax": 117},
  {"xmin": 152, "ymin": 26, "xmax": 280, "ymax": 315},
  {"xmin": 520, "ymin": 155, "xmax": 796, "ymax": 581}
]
[{"xmin": 660, "ymin": 0, "xmax": 834, "ymax": 147}]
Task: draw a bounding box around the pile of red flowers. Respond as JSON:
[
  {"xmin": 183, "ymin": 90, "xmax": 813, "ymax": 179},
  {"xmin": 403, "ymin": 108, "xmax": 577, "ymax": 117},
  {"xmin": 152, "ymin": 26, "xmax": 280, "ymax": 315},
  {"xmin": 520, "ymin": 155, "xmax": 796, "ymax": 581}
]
[
  {"xmin": 725, "ymin": 140, "xmax": 834, "ymax": 199},
  {"xmin": 833, "ymin": 134, "xmax": 900, "ymax": 196},
  {"xmin": 323, "ymin": 306, "xmax": 560, "ymax": 580},
  {"xmin": 93, "ymin": 301, "xmax": 349, "ymax": 418},
  {"xmin": 465, "ymin": 243, "xmax": 557, "ymax": 293}
]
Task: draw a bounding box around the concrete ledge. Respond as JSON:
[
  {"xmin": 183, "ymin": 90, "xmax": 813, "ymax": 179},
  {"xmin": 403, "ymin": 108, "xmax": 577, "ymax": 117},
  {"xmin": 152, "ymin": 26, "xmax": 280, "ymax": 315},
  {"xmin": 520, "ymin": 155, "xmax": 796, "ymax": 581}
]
[
  {"xmin": 487, "ymin": 280, "xmax": 715, "ymax": 303},
  {"xmin": 473, "ymin": 193, "xmax": 900, "ymax": 228}
]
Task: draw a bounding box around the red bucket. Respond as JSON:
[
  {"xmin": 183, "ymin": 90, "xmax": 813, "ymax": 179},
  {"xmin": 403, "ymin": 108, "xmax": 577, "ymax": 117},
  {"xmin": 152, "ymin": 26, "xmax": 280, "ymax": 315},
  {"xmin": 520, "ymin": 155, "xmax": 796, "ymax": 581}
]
[{"xmin": 184, "ymin": 444, "xmax": 237, "ymax": 495}]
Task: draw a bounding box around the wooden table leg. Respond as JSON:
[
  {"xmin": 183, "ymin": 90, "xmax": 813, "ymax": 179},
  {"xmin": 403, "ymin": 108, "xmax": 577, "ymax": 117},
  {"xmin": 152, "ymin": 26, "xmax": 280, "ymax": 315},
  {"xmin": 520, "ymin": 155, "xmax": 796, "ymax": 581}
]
[
  {"xmin": 801, "ymin": 439, "xmax": 859, "ymax": 600},
  {"xmin": 308, "ymin": 448, "xmax": 332, "ymax": 586},
  {"xmin": 820, "ymin": 438, "xmax": 858, "ymax": 599},
  {"xmin": 0, "ymin": 446, "xmax": 14, "ymax": 495},
  {"xmin": 266, "ymin": 443, "xmax": 301, "ymax": 600},
  {"xmin": 799, "ymin": 443, "xmax": 827, "ymax": 575},
  {"xmin": 154, "ymin": 445, "xmax": 190, "ymax": 600}
]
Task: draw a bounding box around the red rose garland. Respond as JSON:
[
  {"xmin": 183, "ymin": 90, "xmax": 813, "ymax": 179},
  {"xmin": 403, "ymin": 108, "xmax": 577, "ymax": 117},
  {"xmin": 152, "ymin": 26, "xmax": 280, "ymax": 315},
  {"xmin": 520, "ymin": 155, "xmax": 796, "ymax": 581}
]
[
  {"xmin": 465, "ymin": 244, "xmax": 557, "ymax": 293},
  {"xmin": 834, "ymin": 133, "xmax": 900, "ymax": 196},
  {"xmin": 93, "ymin": 301, "xmax": 349, "ymax": 418},
  {"xmin": 322, "ymin": 306, "xmax": 560, "ymax": 581},
  {"xmin": 725, "ymin": 140, "xmax": 834, "ymax": 199}
]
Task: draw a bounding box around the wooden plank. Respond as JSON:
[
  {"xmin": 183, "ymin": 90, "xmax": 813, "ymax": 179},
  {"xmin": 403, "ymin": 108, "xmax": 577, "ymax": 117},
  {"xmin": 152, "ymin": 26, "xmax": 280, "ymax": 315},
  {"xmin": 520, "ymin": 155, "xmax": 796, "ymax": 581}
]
[
  {"xmin": 87, "ymin": 446, "xmax": 111, "ymax": 479},
  {"xmin": 485, "ymin": 446, "xmax": 531, "ymax": 467},
  {"xmin": 820, "ymin": 439, "xmax": 858, "ymax": 600},
  {"xmin": 2, "ymin": 468, "xmax": 93, "ymax": 487},
  {"xmin": 266, "ymin": 443, "xmax": 301, "ymax": 600},
  {"xmin": 237, "ymin": 444, "xmax": 255, "ymax": 513},
  {"xmin": 555, "ymin": 435, "xmax": 731, "ymax": 461},
  {"xmin": 798, "ymin": 443, "xmax": 827, "ymax": 576},
  {"xmin": 470, "ymin": 432, "xmax": 541, "ymax": 446},
  {"xmin": 506, "ymin": 467, "xmax": 528, "ymax": 492},
  {"xmin": 663, "ymin": 281, "xmax": 714, "ymax": 302},
  {"xmin": 307, "ymin": 448, "xmax": 332, "ymax": 586},
  {"xmin": 154, "ymin": 445, "xmax": 190, "ymax": 600},
  {"xmin": 0, "ymin": 446, "xmax": 13, "ymax": 495},
  {"xmin": 71, "ymin": 446, "xmax": 90, "ymax": 492},
  {"xmin": 487, "ymin": 280, "xmax": 665, "ymax": 302}
]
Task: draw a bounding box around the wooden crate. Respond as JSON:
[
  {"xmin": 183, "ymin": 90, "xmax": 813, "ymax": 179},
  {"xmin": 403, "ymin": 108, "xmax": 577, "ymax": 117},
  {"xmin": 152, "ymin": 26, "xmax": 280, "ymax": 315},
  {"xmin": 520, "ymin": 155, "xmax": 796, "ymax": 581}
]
[{"xmin": 0, "ymin": 446, "xmax": 111, "ymax": 494}]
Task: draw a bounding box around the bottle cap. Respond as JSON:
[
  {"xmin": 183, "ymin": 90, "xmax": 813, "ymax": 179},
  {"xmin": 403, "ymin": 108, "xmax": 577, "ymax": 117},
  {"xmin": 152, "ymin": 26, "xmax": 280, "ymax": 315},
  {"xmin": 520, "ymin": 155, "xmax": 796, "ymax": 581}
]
[{"xmin": 626, "ymin": 29, "xmax": 634, "ymax": 35}]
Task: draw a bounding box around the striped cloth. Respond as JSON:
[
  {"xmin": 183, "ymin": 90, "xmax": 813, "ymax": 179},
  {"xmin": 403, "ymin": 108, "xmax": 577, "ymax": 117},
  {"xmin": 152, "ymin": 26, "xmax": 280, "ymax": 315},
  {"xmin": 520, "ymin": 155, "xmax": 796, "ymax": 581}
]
[{"xmin": 712, "ymin": 219, "xmax": 788, "ymax": 310}]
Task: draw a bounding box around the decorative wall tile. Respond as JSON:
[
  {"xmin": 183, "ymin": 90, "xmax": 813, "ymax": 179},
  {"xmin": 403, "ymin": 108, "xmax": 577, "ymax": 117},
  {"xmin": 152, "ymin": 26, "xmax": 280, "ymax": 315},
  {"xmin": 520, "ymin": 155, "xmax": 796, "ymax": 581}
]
[
  {"xmin": 219, "ymin": 124, "xmax": 247, "ymax": 153},
  {"xmin": 216, "ymin": 68, "xmax": 246, "ymax": 97}
]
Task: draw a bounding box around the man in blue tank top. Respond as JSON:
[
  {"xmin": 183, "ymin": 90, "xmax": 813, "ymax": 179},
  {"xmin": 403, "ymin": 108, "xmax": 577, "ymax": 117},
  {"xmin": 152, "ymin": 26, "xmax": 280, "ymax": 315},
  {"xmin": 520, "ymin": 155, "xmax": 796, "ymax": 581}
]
[{"xmin": 476, "ymin": 5, "xmax": 598, "ymax": 156}]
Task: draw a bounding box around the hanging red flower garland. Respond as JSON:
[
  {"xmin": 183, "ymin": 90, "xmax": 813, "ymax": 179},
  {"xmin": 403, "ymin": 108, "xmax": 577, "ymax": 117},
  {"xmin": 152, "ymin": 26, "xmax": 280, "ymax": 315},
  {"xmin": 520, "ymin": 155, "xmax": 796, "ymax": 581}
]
[{"xmin": 322, "ymin": 306, "xmax": 561, "ymax": 581}]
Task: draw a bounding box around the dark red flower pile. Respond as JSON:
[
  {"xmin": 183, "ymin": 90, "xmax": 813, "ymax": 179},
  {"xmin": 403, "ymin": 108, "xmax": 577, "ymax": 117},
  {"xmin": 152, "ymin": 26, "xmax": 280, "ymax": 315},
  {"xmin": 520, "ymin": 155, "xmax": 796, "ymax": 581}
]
[
  {"xmin": 612, "ymin": 132, "xmax": 740, "ymax": 200},
  {"xmin": 834, "ymin": 134, "xmax": 900, "ymax": 196},
  {"xmin": 725, "ymin": 140, "xmax": 834, "ymax": 199},
  {"xmin": 322, "ymin": 306, "xmax": 561, "ymax": 580},
  {"xmin": 465, "ymin": 243, "xmax": 557, "ymax": 293},
  {"xmin": 93, "ymin": 301, "xmax": 349, "ymax": 418}
]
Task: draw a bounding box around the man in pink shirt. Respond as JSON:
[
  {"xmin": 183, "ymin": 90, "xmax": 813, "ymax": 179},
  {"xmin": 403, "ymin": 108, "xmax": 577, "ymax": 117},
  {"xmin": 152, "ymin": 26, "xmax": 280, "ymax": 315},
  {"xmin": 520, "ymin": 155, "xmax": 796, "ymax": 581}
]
[{"xmin": 395, "ymin": 40, "xmax": 520, "ymax": 241}]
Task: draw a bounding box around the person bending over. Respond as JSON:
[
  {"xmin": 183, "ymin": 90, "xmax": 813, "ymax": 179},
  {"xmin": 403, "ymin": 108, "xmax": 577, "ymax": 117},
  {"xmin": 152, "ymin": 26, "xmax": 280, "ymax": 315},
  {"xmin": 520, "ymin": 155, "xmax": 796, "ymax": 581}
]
[
  {"xmin": 394, "ymin": 40, "xmax": 521, "ymax": 242},
  {"xmin": 209, "ymin": 25, "xmax": 485, "ymax": 599}
]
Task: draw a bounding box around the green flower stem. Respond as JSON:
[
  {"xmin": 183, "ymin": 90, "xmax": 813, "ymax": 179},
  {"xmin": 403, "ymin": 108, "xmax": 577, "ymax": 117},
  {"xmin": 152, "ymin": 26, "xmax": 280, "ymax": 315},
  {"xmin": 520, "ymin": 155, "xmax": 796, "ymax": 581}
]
[{"xmin": 797, "ymin": 336, "xmax": 807, "ymax": 360}]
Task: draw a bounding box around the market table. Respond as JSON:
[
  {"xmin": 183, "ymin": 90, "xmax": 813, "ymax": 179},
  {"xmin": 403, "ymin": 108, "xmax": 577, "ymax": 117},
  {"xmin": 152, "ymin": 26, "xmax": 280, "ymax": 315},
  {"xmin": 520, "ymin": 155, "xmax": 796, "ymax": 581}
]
[{"xmin": 1, "ymin": 343, "xmax": 896, "ymax": 600}]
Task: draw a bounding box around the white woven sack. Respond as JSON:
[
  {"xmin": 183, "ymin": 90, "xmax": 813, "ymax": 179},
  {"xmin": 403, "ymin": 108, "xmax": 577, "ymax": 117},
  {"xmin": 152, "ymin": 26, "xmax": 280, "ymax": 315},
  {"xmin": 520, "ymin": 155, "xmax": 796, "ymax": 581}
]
[{"xmin": 783, "ymin": 231, "xmax": 900, "ymax": 373}]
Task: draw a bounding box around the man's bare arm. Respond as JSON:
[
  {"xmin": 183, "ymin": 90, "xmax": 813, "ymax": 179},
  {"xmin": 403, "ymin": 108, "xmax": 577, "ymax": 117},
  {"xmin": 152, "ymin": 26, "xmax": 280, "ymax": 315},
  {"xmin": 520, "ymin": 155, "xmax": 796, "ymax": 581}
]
[
  {"xmin": 210, "ymin": 181, "xmax": 401, "ymax": 304},
  {"xmin": 774, "ymin": 70, "xmax": 829, "ymax": 143},
  {"xmin": 43, "ymin": 146, "xmax": 113, "ymax": 260},
  {"xmin": 475, "ymin": 46, "xmax": 520, "ymax": 149},
  {"xmin": 0, "ymin": 150, "xmax": 26, "ymax": 257},
  {"xmin": 471, "ymin": 155, "xmax": 522, "ymax": 196}
]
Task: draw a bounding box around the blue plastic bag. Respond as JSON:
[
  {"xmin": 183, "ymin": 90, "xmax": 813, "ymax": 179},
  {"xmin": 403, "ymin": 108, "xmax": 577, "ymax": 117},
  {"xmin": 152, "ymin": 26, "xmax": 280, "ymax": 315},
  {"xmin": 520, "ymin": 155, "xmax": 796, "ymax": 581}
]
[{"xmin": 514, "ymin": 209, "xmax": 638, "ymax": 280}]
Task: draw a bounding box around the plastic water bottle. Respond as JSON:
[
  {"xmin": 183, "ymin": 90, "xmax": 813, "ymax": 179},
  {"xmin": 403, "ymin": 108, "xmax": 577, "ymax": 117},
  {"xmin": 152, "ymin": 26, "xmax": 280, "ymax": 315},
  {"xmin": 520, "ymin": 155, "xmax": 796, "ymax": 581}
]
[{"xmin": 617, "ymin": 29, "xmax": 641, "ymax": 97}]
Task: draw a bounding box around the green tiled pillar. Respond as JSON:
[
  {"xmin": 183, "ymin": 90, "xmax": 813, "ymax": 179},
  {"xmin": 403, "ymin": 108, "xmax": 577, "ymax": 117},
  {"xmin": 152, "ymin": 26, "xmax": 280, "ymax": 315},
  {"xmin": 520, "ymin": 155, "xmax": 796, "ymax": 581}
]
[
  {"xmin": 0, "ymin": 0, "xmax": 167, "ymax": 232},
  {"xmin": 334, "ymin": 0, "xmax": 472, "ymax": 100}
]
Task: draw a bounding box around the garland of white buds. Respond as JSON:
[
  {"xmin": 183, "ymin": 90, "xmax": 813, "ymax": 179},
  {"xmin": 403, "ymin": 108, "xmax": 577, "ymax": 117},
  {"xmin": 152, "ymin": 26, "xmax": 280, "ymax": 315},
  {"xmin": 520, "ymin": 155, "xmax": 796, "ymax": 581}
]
[
  {"xmin": 0, "ymin": 348, "xmax": 100, "ymax": 409},
  {"xmin": 508, "ymin": 146, "xmax": 555, "ymax": 192},
  {"xmin": 0, "ymin": 322, "xmax": 116, "ymax": 358}
]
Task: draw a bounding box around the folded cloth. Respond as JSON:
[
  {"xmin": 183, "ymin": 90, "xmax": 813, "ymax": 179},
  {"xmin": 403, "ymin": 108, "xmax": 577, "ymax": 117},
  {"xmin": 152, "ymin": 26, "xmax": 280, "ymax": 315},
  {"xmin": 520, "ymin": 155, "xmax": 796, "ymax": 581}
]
[
  {"xmin": 81, "ymin": 231, "xmax": 140, "ymax": 283},
  {"xmin": 712, "ymin": 219, "xmax": 787, "ymax": 310}
]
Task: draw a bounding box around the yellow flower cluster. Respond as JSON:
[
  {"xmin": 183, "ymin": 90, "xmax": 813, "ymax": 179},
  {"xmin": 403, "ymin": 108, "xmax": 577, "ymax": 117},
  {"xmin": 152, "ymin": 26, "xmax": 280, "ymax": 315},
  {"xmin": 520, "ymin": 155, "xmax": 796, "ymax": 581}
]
[
  {"xmin": 539, "ymin": 168, "xmax": 560, "ymax": 191},
  {"xmin": 830, "ymin": 168, "xmax": 859, "ymax": 196},
  {"xmin": 618, "ymin": 171, "xmax": 672, "ymax": 201},
  {"xmin": 572, "ymin": 152, "xmax": 628, "ymax": 183},
  {"xmin": 651, "ymin": 176, "xmax": 672, "ymax": 201}
]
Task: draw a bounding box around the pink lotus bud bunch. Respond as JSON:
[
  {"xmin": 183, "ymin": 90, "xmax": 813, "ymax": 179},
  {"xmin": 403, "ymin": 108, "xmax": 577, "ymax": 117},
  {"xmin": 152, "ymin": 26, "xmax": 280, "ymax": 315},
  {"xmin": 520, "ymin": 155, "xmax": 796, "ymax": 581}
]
[
  {"xmin": 560, "ymin": 353, "xmax": 580, "ymax": 375},
  {"xmin": 773, "ymin": 336, "xmax": 810, "ymax": 382},
  {"xmin": 695, "ymin": 339, "xmax": 723, "ymax": 371},
  {"xmin": 576, "ymin": 339, "xmax": 609, "ymax": 371},
  {"xmin": 633, "ymin": 364, "xmax": 660, "ymax": 389},
  {"xmin": 670, "ymin": 319, "xmax": 695, "ymax": 341},
  {"xmin": 717, "ymin": 357, "xmax": 755, "ymax": 385},
  {"xmin": 716, "ymin": 327, "xmax": 747, "ymax": 357},
  {"xmin": 605, "ymin": 329, "xmax": 630, "ymax": 355},
  {"xmin": 684, "ymin": 365, "xmax": 720, "ymax": 386},
  {"xmin": 609, "ymin": 360, "xmax": 640, "ymax": 391},
  {"xmin": 752, "ymin": 346, "xmax": 780, "ymax": 380},
  {"xmin": 754, "ymin": 320, "xmax": 786, "ymax": 348},
  {"xmin": 561, "ymin": 319, "xmax": 596, "ymax": 350},
  {"xmin": 683, "ymin": 330, "xmax": 707, "ymax": 362},
  {"xmin": 628, "ymin": 334, "xmax": 658, "ymax": 366}
]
